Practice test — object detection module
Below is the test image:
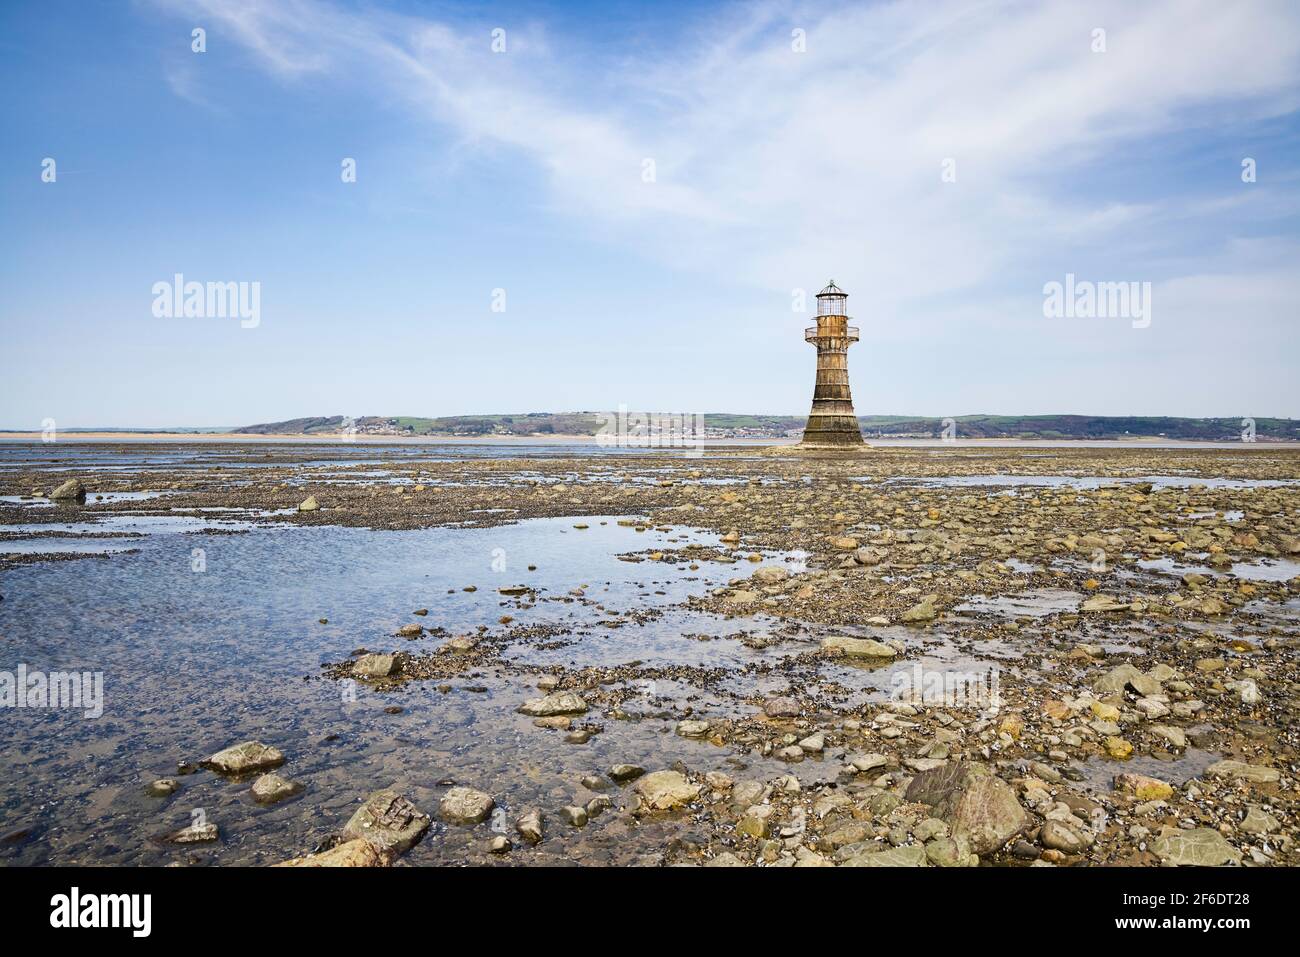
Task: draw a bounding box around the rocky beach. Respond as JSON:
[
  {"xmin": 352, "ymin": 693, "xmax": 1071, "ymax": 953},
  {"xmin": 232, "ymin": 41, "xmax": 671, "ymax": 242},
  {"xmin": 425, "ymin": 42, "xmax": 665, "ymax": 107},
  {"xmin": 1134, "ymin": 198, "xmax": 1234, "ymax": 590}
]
[{"xmin": 1, "ymin": 440, "xmax": 1297, "ymax": 867}]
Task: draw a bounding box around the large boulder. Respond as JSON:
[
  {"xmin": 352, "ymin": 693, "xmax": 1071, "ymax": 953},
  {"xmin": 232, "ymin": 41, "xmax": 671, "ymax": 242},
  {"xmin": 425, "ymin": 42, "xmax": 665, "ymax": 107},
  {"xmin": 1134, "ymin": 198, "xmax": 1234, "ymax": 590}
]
[
  {"xmin": 343, "ymin": 788, "xmax": 431, "ymax": 856},
  {"xmin": 633, "ymin": 770, "xmax": 701, "ymax": 811},
  {"xmin": 518, "ymin": 692, "xmax": 588, "ymax": 717},
  {"xmin": 200, "ymin": 740, "xmax": 284, "ymax": 775},
  {"xmin": 50, "ymin": 479, "xmax": 87, "ymax": 502},
  {"xmin": 904, "ymin": 762, "xmax": 1029, "ymax": 855}
]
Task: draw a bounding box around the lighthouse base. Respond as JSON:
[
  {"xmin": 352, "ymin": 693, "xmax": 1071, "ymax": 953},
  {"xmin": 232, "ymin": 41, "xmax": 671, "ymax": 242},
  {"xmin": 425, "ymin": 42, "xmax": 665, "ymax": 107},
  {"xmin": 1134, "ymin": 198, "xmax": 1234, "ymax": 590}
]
[{"xmin": 761, "ymin": 442, "xmax": 873, "ymax": 458}]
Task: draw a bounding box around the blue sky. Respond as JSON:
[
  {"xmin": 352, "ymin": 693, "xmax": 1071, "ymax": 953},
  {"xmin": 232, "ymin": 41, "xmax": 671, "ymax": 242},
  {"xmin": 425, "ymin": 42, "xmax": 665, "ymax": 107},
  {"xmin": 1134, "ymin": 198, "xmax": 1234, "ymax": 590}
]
[{"xmin": 2, "ymin": 0, "xmax": 1298, "ymax": 428}]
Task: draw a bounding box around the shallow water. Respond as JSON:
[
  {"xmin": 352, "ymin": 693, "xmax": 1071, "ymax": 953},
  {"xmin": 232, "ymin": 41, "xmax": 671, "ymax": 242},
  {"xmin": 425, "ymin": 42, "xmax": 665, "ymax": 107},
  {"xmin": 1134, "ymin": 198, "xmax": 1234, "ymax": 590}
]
[{"xmin": 0, "ymin": 514, "xmax": 836, "ymax": 864}]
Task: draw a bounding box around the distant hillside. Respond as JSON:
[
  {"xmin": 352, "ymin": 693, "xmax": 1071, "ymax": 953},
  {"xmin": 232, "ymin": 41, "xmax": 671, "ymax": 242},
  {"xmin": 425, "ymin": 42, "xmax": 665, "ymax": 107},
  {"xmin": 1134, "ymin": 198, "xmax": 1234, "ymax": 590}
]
[{"xmin": 231, "ymin": 413, "xmax": 1300, "ymax": 441}]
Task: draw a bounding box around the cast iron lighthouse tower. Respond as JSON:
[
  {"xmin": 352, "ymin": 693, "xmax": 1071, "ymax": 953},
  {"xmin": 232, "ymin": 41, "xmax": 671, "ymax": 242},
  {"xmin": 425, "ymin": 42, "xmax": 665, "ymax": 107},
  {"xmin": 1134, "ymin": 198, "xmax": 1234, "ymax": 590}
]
[{"xmin": 800, "ymin": 281, "xmax": 866, "ymax": 448}]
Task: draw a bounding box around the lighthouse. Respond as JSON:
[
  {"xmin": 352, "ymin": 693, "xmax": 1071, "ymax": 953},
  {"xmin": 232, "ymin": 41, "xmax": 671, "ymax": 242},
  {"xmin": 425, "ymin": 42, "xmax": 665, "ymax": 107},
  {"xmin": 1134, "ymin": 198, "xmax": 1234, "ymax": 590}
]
[{"xmin": 800, "ymin": 281, "xmax": 866, "ymax": 448}]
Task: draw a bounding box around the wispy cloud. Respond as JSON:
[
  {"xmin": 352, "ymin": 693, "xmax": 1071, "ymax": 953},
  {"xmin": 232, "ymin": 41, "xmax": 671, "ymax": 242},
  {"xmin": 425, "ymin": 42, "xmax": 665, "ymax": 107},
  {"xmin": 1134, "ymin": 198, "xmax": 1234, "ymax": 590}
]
[{"xmin": 154, "ymin": 0, "xmax": 1300, "ymax": 304}]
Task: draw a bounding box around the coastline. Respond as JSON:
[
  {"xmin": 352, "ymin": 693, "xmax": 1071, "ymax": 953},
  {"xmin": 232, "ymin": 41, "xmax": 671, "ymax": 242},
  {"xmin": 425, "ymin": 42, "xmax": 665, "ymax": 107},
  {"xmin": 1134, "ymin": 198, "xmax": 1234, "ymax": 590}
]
[{"xmin": 0, "ymin": 431, "xmax": 1295, "ymax": 450}]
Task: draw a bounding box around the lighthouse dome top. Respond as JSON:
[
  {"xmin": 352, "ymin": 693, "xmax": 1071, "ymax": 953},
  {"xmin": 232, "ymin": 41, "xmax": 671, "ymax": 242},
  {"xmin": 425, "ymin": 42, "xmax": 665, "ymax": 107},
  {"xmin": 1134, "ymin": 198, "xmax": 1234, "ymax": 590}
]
[{"xmin": 815, "ymin": 280, "xmax": 848, "ymax": 317}]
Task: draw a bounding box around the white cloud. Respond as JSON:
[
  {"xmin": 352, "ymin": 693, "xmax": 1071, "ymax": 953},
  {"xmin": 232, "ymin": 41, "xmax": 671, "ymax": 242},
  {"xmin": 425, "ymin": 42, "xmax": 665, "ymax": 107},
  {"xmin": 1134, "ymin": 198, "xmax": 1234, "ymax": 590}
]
[{"xmin": 155, "ymin": 0, "xmax": 1300, "ymax": 289}]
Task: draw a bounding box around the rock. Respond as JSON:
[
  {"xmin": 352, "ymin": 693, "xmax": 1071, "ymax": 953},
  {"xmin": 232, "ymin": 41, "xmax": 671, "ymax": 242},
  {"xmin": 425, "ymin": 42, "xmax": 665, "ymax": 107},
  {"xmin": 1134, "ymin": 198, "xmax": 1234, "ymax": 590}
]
[
  {"xmin": 1105, "ymin": 737, "xmax": 1134, "ymax": 759},
  {"xmin": 1241, "ymin": 805, "xmax": 1280, "ymax": 835},
  {"xmin": 275, "ymin": 838, "xmax": 385, "ymax": 867},
  {"xmin": 1114, "ymin": 773, "xmax": 1174, "ymax": 801},
  {"xmin": 849, "ymin": 753, "xmax": 889, "ymax": 774},
  {"xmin": 726, "ymin": 590, "xmax": 759, "ymax": 604},
  {"xmin": 396, "ymin": 623, "xmax": 423, "ymax": 638},
  {"xmin": 352, "ymin": 653, "xmax": 399, "ymax": 679},
  {"xmin": 633, "ymin": 770, "xmax": 701, "ymax": 810},
  {"xmin": 676, "ymin": 719, "xmax": 711, "ymax": 737},
  {"xmin": 439, "ymin": 786, "xmax": 495, "ymax": 825},
  {"xmin": 165, "ymin": 821, "xmax": 219, "ymax": 844},
  {"xmin": 763, "ymin": 696, "xmax": 801, "ymax": 718},
  {"xmin": 904, "ymin": 762, "xmax": 1029, "ymax": 856},
  {"xmin": 843, "ymin": 845, "xmax": 928, "ymax": 867},
  {"xmin": 1030, "ymin": 762, "xmax": 1062, "ymax": 784},
  {"xmin": 914, "ymin": 818, "xmax": 948, "ymax": 842},
  {"xmin": 1237, "ymin": 679, "xmax": 1261, "ymax": 705},
  {"xmin": 905, "ymin": 757, "xmax": 948, "ymax": 772},
  {"xmin": 297, "ymin": 495, "xmax": 319, "ymax": 512},
  {"xmin": 251, "ymin": 772, "xmax": 304, "ymax": 804},
  {"xmin": 1204, "ymin": 760, "xmax": 1280, "ymax": 784},
  {"xmin": 775, "ymin": 746, "xmax": 804, "ymax": 762},
  {"xmin": 901, "ymin": 600, "xmax": 937, "ymax": 623},
  {"xmin": 200, "ymin": 740, "xmax": 284, "ymax": 775},
  {"xmin": 608, "ymin": 764, "xmax": 646, "ymax": 783},
  {"xmin": 706, "ymin": 852, "xmax": 745, "ymax": 867},
  {"xmin": 518, "ymin": 692, "xmax": 588, "ymax": 717},
  {"xmin": 736, "ymin": 805, "xmax": 774, "ymax": 838},
  {"xmin": 50, "ymin": 479, "xmax": 87, "ymax": 502},
  {"xmin": 1080, "ymin": 594, "xmax": 1128, "ymax": 612},
  {"xmin": 820, "ymin": 636, "xmax": 896, "ymax": 659},
  {"xmin": 515, "ymin": 810, "xmax": 544, "ymax": 845},
  {"xmin": 925, "ymin": 834, "xmax": 975, "ymax": 867},
  {"xmin": 853, "ymin": 547, "xmax": 884, "ymax": 566},
  {"xmin": 830, "ymin": 536, "xmax": 860, "ymax": 550},
  {"xmin": 1151, "ymin": 827, "xmax": 1241, "ymax": 866},
  {"xmin": 1041, "ymin": 820, "xmax": 1093, "ymax": 853},
  {"xmin": 1092, "ymin": 663, "xmax": 1143, "ymax": 695},
  {"xmin": 148, "ymin": 779, "xmax": 180, "ymax": 797},
  {"xmin": 1130, "ymin": 672, "xmax": 1163, "ymax": 697},
  {"xmin": 343, "ymin": 789, "xmax": 431, "ymax": 855},
  {"xmin": 705, "ymin": 771, "xmax": 733, "ymax": 791},
  {"xmin": 751, "ymin": 566, "xmax": 789, "ymax": 585},
  {"xmin": 560, "ymin": 806, "xmax": 588, "ymax": 827},
  {"xmin": 488, "ymin": 835, "xmax": 512, "ymax": 854},
  {"xmin": 797, "ymin": 732, "xmax": 825, "ymax": 753},
  {"xmin": 1149, "ymin": 725, "xmax": 1187, "ymax": 750}
]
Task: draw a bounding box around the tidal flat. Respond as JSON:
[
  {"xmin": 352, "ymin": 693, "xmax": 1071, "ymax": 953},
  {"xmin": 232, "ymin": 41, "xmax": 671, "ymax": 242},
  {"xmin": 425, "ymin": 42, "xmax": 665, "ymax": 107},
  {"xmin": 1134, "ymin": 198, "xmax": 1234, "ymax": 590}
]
[{"xmin": 0, "ymin": 441, "xmax": 1297, "ymax": 867}]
